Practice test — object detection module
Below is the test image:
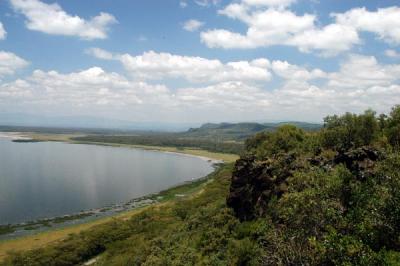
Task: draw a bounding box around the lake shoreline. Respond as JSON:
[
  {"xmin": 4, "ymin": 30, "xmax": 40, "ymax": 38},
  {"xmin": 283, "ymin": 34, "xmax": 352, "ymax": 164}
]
[
  {"xmin": 0, "ymin": 161, "xmax": 222, "ymax": 241},
  {"xmin": 0, "ymin": 132, "xmax": 234, "ymax": 248},
  {"xmin": 0, "ymin": 131, "xmax": 237, "ymax": 163},
  {"xmin": 0, "ymin": 163, "xmax": 226, "ymax": 262}
]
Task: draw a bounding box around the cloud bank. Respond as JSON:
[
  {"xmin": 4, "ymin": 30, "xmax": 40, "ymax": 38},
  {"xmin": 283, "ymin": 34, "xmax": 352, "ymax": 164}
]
[
  {"xmin": 200, "ymin": 1, "xmax": 400, "ymax": 56},
  {"xmin": 2, "ymin": 51, "xmax": 398, "ymax": 122}
]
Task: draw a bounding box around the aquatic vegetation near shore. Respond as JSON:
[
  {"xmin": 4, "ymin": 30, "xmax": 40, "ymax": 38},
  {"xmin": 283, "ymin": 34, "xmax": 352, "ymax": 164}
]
[{"xmin": 11, "ymin": 139, "xmax": 42, "ymax": 143}]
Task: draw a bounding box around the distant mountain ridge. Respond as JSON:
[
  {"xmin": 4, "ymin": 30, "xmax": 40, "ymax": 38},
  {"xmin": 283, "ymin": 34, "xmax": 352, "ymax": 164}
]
[
  {"xmin": 181, "ymin": 121, "xmax": 321, "ymax": 140},
  {"xmin": 0, "ymin": 114, "xmax": 321, "ymax": 140}
]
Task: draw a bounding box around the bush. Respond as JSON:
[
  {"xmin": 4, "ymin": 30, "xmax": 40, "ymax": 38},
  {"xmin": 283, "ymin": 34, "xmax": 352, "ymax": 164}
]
[
  {"xmin": 255, "ymin": 125, "xmax": 306, "ymax": 158},
  {"xmin": 386, "ymin": 105, "xmax": 400, "ymax": 149},
  {"xmin": 321, "ymin": 110, "xmax": 379, "ymax": 150}
]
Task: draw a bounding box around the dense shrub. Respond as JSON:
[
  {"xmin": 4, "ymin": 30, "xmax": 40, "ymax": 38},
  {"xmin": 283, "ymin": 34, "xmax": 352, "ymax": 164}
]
[
  {"xmin": 321, "ymin": 110, "xmax": 379, "ymax": 150},
  {"xmin": 386, "ymin": 105, "xmax": 400, "ymax": 149}
]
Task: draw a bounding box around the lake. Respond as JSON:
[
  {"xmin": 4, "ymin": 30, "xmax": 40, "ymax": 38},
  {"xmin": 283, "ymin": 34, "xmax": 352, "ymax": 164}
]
[{"xmin": 0, "ymin": 137, "xmax": 214, "ymax": 225}]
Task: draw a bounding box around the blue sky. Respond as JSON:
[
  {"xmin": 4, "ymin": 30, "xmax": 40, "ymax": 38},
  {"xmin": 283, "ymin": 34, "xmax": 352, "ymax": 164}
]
[{"xmin": 0, "ymin": 0, "xmax": 399, "ymax": 125}]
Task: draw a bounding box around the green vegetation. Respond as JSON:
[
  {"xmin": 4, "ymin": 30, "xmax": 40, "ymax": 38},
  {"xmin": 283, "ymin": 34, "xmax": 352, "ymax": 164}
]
[
  {"xmin": 320, "ymin": 109, "xmax": 380, "ymax": 150},
  {"xmin": 319, "ymin": 107, "xmax": 400, "ymax": 152},
  {"xmin": 385, "ymin": 106, "xmax": 400, "ymax": 148},
  {"xmin": 2, "ymin": 166, "xmax": 252, "ymax": 265},
  {"xmin": 72, "ymin": 134, "xmax": 244, "ymax": 154},
  {"xmin": 71, "ymin": 121, "xmax": 321, "ymax": 155},
  {"xmin": 11, "ymin": 139, "xmax": 42, "ymax": 143},
  {"xmin": 2, "ymin": 106, "xmax": 400, "ymax": 265},
  {"xmin": 183, "ymin": 121, "xmax": 321, "ymax": 141},
  {"xmin": 1, "ymin": 121, "xmax": 321, "ymax": 155},
  {"xmin": 0, "ymin": 226, "xmax": 15, "ymax": 236},
  {"xmin": 51, "ymin": 213, "xmax": 94, "ymax": 224},
  {"xmin": 0, "ymin": 170, "xmax": 211, "ymax": 261},
  {"xmin": 0, "ymin": 213, "xmax": 95, "ymax": 238},
  {"xmin": 229, "ymin": 105, "xmax": 400, "ymax": 265},
  {"xmin": 15, "ymin": 132, "xmax": 239, "ymax": 163}
]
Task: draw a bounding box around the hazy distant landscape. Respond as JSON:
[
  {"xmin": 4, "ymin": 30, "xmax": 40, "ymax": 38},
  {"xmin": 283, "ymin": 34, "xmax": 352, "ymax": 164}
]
[{"xmin": 0, "ymin": 121, "xmax": 321, "ymax": 155}]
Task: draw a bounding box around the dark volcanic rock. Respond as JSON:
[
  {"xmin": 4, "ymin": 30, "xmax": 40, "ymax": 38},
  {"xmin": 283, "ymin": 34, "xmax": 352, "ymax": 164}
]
[
  {"xmin": 227, "ymin": 153, "xmax": 297, "ymax": 221},
  {"xmin": 333, "ymin": 146, "xmax": 382, "ymax": 180},
  {"xmin": 227, "ymin": 146, "xmax": 383, "ymax": 221}
]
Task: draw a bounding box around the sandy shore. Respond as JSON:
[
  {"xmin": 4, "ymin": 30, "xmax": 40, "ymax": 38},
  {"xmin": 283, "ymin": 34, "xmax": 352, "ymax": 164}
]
[{"xmin": 0, "ymin": 132, "xmax": 32, "ymax": 140}]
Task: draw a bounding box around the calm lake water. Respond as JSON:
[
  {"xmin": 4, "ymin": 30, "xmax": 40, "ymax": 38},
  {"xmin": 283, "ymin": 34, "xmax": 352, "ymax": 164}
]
[{"xmin": 0, "ymin": 138, "xmax": 214, "ymax": 224}]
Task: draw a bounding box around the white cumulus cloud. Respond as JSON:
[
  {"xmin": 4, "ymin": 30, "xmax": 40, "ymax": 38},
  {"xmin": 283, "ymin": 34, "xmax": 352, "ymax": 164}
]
[
  {"xmin": 327, "ymin": 54, "xmax": 400, "ymax": 89},
  {"xmin": 85, "ymin": 47, "xmax": 114, "ymax": 60},
  {"xmin": 201, "ymin": 2, "xmax": 360, "ymax": 55},
  {"xmin": 334, "ymin": 6, "xmax": 400, "ymax": 44},
  {"xmin": 200, "ymin": 2, "xmax": 400, "ymax": 56},
  {"xmin": 0, "ymin": 68, "xmax": 273, "ymax": 122},
  {"xmin": 1, "ymin": 53, "xmax": 400, "ymax": 122},
  {"xmin": 287, "ymin": 24, "xmax": 359, "ymax": 56},
  {"xmin": 195, "ymin": 0, "xmax": 220, "ymax": 7},
  {"xmin": 0, "ymin": 22, "xmax": 6, "ymax": 40},
  {"xmin": 180, "ymin": 1, "xmax": 188, "ymax": 8},
  {"xmin": 88, "ymin": 49, "xmax": 272, "ymax": 83},
  {"xmin": 0, "ymin": 51, "xmax": 29, "ymax": 78},
  {"xmin": 10, "ymin": 0, "xmax": 117, "ymax": 40},
  {"xmin": 385, "ymin": 49, "xmax": 400, "ymax": 58},
  {"xmin": 242, "ymin": 0, "xmax": 296, "ymax": 8},
  {"xmin": 183, "ymin": 19, "xmax": 204, "ymax": 32},
  {"xmin": 0, "ymin": 67, "xmax": 171, "ymax": 110},
  {"xmin": 271, "ymin": 60, "xmax": 327, "ymax": 81}
]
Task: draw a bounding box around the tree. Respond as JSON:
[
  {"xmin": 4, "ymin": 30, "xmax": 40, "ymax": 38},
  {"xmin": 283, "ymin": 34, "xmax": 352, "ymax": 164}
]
[
  {"xmin": 358, "ymin": 109, "xmax": 379, "ymax": 146},
  {"xmin": 257, "ymin": 125, "xmax": 306, "ymax": 157},
  {"xmin": 386, "ymin": 105, "xmax": 400, "ymax": 149},
  {"xmin": 321, "ymin": 110, "xmax": 379, "ymax": 150}
]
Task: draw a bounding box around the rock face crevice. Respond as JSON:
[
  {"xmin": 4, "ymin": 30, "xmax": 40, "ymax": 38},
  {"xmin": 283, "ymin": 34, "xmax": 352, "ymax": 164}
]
[
  {"xmin": 333, "ymin": 147, "xmax": 382, "ymax": 180},
  {"xmin": 227, "ymin": 153, "xmax": 298, "ymax": 221},
  {"xmin": 227, "ymin": 147, "xmax": 382, "ymax": 221}
]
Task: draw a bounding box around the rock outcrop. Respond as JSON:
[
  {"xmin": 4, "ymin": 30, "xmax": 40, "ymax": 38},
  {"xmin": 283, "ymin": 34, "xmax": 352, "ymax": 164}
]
[
  {"xmin": 227, "ymin": 153, "xmax": 298, "ymax": 221},
  {"xmin": 333, "ymin": 147, "xmax": 382, "ymax": 180},
  {"xmin": 227, "ymin": 147, "xmax": 383, "ymax": 221}
]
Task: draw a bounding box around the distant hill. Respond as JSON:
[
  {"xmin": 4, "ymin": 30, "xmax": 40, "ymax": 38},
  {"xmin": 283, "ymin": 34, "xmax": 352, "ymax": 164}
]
[
  {"xmin": 0, "ymin": 119, "xmax": 321, "ymax": 145},
  {"xmin": 0, "ymin": 113, "xmax": 198, "ymax": 132},
  {"xmin": 67, "ymin": 121, "xmax": 320, "ymax": 156},
  {"xmin": 180, "ymin": 121, "xmax": 321, "ymax": 141}
]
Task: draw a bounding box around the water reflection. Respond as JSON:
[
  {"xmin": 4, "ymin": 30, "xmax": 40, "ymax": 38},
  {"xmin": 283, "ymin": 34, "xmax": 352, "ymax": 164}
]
[{"xmin": 0, "ymin": 139, "xmax": 213, "ymax": 224}]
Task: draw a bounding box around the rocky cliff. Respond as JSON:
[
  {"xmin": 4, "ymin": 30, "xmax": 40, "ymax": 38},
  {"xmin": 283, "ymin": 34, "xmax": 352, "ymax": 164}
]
[{"xmin": 227, "ymin": 147, "xmax": 383, "ymax": 221}]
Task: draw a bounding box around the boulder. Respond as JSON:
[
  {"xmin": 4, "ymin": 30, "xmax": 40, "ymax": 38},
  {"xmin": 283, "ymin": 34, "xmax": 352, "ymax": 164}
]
[{"xmin": 227, "ymin": 153, "xmax": 296, "ymax": 221}]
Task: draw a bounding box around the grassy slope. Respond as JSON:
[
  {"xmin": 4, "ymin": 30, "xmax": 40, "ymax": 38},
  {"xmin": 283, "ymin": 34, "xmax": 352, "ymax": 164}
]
[{"xmin": 0, "ymin": 208, "xmax": 145, "ymax": 262}]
